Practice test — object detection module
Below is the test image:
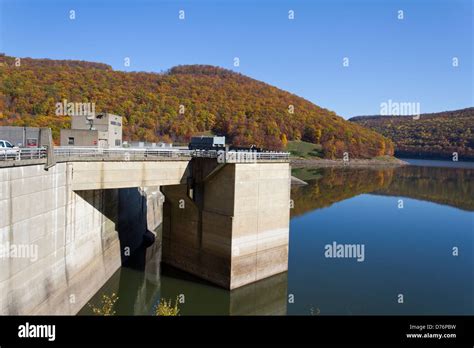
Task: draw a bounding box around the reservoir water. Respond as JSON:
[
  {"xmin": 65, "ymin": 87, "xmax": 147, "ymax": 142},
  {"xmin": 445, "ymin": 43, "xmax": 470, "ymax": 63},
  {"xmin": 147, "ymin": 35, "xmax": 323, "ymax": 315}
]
[{"xmin": 79, "ymin": 159, "xmax": 473, "ymax": 315}]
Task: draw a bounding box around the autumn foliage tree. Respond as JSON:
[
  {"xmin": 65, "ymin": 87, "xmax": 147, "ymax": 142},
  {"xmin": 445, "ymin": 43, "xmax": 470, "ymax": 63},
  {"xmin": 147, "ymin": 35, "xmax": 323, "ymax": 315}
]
[{"xmin": 350, "ymin": 108, "xmax": 474, "ymax": 160}]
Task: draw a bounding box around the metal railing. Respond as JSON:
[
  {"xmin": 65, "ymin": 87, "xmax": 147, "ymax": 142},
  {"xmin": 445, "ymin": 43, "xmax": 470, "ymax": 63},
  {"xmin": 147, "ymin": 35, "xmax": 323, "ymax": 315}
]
[
  {"xmin": 252, "ymin": 151, "xmax": 290, "ymax": 162},
  {"xmin": 0, "ymin": 147, "xmax": 47, "ymax": 161},
  {"xmin": 54, "ymin": 146, "xmax": 193, "ymax": 160},
  {"xmin": 1, "ymin": 146, "xmax": 289, "ymax": 163},
  {"xmin": 192, "ymin": 149, "xmax": 290, "ymax": 162}
]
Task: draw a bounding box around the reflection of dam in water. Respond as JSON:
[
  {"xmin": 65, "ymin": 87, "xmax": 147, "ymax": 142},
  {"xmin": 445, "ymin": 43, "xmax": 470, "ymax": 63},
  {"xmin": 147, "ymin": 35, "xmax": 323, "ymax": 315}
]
[
  {"xmin": 81, "ymin": 242, "xmax": 288, "ymax": 316},
  {"xmin": 160, "ymin": 268, "xmax": 288, "ymax": 315}
]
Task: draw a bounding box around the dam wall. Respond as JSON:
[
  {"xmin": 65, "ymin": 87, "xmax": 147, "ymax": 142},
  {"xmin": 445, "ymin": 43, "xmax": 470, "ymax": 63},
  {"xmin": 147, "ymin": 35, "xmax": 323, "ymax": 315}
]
[
  {"xmin": 0, "ymin": 163, "xmax": 164, "ymax": 315},
  {"xmin": 0, "ymin": 163, "xmax": 120, "ymax": 314}
]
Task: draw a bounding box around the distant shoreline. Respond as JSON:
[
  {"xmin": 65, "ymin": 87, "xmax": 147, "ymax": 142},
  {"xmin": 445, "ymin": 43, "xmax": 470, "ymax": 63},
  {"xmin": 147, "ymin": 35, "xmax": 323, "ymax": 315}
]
[
  {"xmin": 291, "ymin": 156, "xmax": 474, "ymax": 169},
  {"xmin": 394, "ymin": 153, "xmax": 474, "ymax": 162},
  {"xmin": 290, "ymin": 156, "xmax": 408, "ymax": 168},
  {"xmin": 398, "ymin": 158, "xmax": 474, "ymax": 169}
]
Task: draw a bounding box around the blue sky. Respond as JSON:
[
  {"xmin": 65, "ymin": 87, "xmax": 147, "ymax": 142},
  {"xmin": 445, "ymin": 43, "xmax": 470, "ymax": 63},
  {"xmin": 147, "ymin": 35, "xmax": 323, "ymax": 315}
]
[{"xmin": 0, "ymin": 0, "xmax": 472, "ymax": 118}]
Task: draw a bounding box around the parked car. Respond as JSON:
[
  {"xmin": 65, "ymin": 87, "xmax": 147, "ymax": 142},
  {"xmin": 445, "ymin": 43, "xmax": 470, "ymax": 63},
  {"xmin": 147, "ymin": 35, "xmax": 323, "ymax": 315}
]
[{"xmin": 0, "ymin": 140, "xmax": 20, "ymax": 159}]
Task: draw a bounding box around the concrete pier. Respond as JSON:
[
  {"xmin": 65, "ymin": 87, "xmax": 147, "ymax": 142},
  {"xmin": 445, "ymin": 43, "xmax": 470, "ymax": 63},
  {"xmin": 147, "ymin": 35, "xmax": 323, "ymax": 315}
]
[{"xmin": 162, "ymin": 161, "xmax": 291, "ymax": 289}]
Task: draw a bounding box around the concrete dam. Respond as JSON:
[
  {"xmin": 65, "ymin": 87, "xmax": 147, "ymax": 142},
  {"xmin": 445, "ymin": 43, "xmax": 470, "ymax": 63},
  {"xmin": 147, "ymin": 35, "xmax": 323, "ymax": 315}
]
[{"xmin": 0, "ymin": 149, "xmax": 291, "ymax": 314}]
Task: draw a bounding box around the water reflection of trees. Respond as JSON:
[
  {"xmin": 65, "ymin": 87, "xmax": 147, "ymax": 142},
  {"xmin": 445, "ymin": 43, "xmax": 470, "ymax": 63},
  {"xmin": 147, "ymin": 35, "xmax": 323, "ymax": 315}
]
[
  {"xmin": 376, "ymin": 166, "xmax": 474, "ymax": 211},
  {"xmin": 291, "ymin": 168, "xmax": 394, "ymax": 216},
  {"xmin": 291, "ymin": 166, "xmax": 474, "ymax": 216}
]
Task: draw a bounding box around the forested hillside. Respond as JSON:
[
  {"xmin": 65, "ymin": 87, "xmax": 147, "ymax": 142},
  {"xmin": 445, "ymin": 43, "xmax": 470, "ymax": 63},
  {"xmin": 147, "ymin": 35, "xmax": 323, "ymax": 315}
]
[
  {"xmin": 350, "ymin": 108, "xmax": 474, "ymax": 160},
  {"xmin": 0, "ymin": 54, "xmax": 393, "ymax": 158}
]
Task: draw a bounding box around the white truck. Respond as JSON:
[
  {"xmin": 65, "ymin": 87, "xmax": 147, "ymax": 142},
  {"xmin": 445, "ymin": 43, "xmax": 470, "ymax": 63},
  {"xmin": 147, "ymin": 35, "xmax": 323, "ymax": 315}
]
[{"xmin": 0, "ymin": 140, "xmax": 20, "ymax": 159}]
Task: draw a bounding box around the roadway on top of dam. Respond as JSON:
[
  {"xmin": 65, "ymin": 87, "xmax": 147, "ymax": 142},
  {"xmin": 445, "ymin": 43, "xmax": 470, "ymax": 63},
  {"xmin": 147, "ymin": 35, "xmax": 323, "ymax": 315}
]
[
  {"xmin": 0, "ymin": 146, "xmax": 291, "ymax": 190},
  {"xmin": 0, "ymin": 146, "xmax": 290, "ymax": 168}
]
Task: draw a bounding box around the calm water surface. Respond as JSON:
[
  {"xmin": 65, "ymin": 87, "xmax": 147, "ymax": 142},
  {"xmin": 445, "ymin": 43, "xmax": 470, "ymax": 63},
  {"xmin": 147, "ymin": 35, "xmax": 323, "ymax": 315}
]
[{"xmin": 80, "ymin": 159, "xmax": 473, "ymax": 315}]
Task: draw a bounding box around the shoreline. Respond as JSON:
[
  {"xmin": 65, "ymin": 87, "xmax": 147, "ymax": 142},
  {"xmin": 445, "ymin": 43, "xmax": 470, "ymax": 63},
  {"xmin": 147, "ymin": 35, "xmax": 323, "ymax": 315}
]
[{"xmin": 290, "ymin": 156, "xmax": 409, "ymax": 168}]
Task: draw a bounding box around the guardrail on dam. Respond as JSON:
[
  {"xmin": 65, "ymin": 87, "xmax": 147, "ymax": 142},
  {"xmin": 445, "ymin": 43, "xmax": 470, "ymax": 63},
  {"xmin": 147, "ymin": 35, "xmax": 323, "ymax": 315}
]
[{"xmin": 1, "ymin": 146, "xmax": 290, "ymax": 162}]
